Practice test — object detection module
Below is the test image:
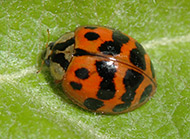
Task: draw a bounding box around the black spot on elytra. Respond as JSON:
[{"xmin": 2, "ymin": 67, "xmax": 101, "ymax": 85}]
[
  {"xmin": 113, "ymin": 69, "xmax": 144, "ymax": 113},
  {"xmin": 123, "ymin": 69, "xmax": 144, "ymax": 91},
  {"xmin": 135, "ymin": 42, "xmax": 146, "ymax": 55},
  {"xmin": 98, "ymin": 30, "xmax": 129, "ymax": 55},
  {"xmin": 130, "ymin": 49, "xmax": 146, "ymax": 70},
  {"xmin": 130, "ymin": 42, "xmax": 146, "ymax": 70},
  {"xmin": 121, "ymin": 89, "xmax": 136, "ymax": 103},
  {"xmin": 84, "ymin": 32, "xmax": 100, "ymax": 41},
  {"xmin": 51, "ymin": 53, "xmax": 69, "ymax": 70},
  {"xmin": 70, "ymin": 81, "xmax": 82, "ymax": 90},
  {"xmin": 139, "ymin": 84, "xmax": 153, "ymax": 103},
  {"xmin": 95, "ymin": 61, "xmax": 116, "ymax": 100},
  {"xmin": 98, "ymin": 41, "xmax": 120, "ymax": 55},
  {"xmin": 84, "ymin": 26, "xmax": 97, "ymax": 30},
  {"xmin": 112, "ymin": 102, "xmax": 131, "ymax": 113},
  {"xmin": 112, "ymin": 30, "xmax": 130, "ymax": 45},
  {"xmin": 53, "ymin": 37, "xmax": 75, "ymax": 51},
  {"xmin": 84, "ymin": 98, "xmax": 104, "ymax": 111},
  {"xmin": 150, "ymin": 61, "xmax": 155, "ymax": 78},
  {"xmin": 122, "ymin": 69, "xmax": 144, "ymax": 102},
  {"xmin": 75, "ymin": 68, "xmax": 89, "ymax": 80}
]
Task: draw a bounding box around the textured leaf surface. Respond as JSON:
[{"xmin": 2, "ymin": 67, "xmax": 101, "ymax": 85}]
[{"xmin": 0, "ymin": 0, "xmax": 190, "ymax": 138}]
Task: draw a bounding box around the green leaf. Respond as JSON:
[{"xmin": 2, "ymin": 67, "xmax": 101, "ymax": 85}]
[{"xmin": 1, "ymin": 0, "xmax": 190, "ymax": 138}]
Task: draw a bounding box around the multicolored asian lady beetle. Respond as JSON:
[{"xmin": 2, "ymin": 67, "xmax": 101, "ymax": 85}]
[{"xmin": 43, "ymin": 25, "xmax": 157, "ymax": 114}]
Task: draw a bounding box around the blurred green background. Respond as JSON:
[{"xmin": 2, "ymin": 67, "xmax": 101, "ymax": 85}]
[{"xmin": 0, "ymin": 0, "xmax": 190, "ymax": 138}]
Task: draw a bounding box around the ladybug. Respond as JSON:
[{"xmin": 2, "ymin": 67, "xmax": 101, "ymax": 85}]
[{"xmin": 43, "ymin": 25, "xmax": 157, "ymax": 114}]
